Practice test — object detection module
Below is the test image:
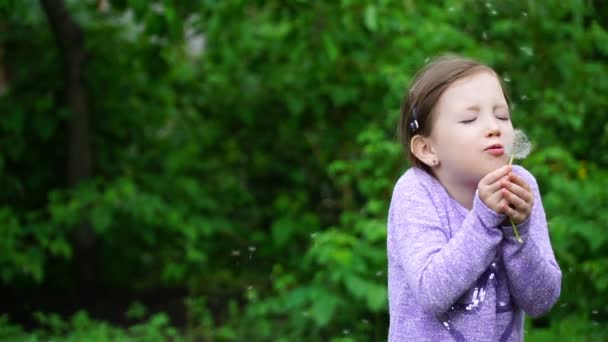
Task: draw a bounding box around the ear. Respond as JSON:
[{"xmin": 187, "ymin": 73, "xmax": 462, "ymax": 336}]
[{"xmin": 410, "ymin": 135, "xmax": 438, "ymax": 168}]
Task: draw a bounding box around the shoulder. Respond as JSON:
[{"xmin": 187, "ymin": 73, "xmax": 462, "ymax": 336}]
[
  {"xmin": 389, "ymin": 167, "xmax": 440, "ymax": 216},
  {"xmin": 392, "ymin": 167, "xmax": 436, "ymax": 198},
  {"xmin": 388, "ymin": 168, "xmax": 442, "ymax": 228}
]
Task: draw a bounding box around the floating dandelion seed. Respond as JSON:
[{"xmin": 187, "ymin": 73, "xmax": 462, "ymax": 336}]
[{"xmin": 505, "ymin": 129, "xmax": 532, "ymax": 243}]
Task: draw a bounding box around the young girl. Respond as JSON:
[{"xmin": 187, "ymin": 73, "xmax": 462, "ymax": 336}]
[{"xmin": 387, "ymin": 55, "xmax": 561, "ymax": 342}]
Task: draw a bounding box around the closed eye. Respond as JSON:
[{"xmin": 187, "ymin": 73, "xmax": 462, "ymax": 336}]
[{"xmin": 460, "ymin": 118, "xmax": 476, "ymax": 124}]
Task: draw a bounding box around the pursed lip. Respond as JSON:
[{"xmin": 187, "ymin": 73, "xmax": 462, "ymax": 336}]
[
  {"xmin": 484, "ymin": 143, "xmax": 504, "ymax": 155},
  {"xmin": 484, "ymin": 143, "xmax": 503, "ymax": 150}
]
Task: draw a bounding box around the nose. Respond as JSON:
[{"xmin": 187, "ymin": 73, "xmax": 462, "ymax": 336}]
[
  {"xmin": 485, "ymin": 118, "xmax": 501, "ymax": 137},
  {"xmin": 486, "ymin": 128, "xmax": 500, "ymax": 137}
]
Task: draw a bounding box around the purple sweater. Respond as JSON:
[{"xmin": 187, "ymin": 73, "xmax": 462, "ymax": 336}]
[{"xmin": 387, "ymin": 165, "xmax": 561, "ymax": 342}]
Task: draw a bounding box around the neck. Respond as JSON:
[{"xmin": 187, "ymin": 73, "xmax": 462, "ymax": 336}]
[{"xmin": 433, "ymin": 171, "xmax": 478, "ymax": 210}]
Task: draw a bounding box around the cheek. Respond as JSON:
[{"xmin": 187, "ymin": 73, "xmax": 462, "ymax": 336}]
[
  {"xmin": 445, "ymin": 130, "xmax": 475, "ymax": 148},
  {"xmin": 436, "ymin": 135, "xmax": 471, "ymax": 160},
  {"xmin": 502, "ymin": 120, "xmax": 514, "ymax": 133},
  {"xmin": 503, "ymin": 128, "xmax": 515, "ymax": 144}
]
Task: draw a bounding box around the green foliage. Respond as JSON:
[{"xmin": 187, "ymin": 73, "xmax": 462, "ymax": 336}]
[
  {"xmin": 1, "ymin": 0, "xmax": 607, "ymax": 340},
  {"xmin": 525, "ymin": 314, "xmax": 608, "ymax": 342},
  {"xmin": 0, "ymin": 311, "xmax": 186, "ymax": 342}
]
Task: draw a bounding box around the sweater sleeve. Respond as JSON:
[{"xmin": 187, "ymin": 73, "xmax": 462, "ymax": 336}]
[
  {"xmin": 499, "ymin": 166, "xmax": 562, "ymax": 317},
  {"xmin": 387, "ymin": 170, "xmax": 504, "ymax": 317}
]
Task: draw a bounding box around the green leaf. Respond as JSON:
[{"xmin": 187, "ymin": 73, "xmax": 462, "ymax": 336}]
[{"xmin": 364, "ymin": 5, "xmax": 378, "ymax": 31}]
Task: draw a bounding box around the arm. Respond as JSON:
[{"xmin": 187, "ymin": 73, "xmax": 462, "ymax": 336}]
[
  {"xmin": 500, "ymin": 166, "xmax": 562, "ymax": 317},
  {"xmin": 387, "ymin": 170, "xmax": 504, "ymax": 317}
]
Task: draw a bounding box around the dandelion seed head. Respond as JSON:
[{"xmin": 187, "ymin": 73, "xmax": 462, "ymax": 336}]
[{"xmin": 506, "ymin": 129, "xmax": 532, "ymax": 160}]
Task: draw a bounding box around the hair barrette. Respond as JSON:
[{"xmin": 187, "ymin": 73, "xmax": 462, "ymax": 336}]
[{"xmin": 409, "ymin": 106, "xmax": 420, "ymax": 132}]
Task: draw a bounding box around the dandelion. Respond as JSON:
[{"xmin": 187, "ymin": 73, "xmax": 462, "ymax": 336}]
[
  {"xmin": 506, "ymin": 129, "xmax": 532, "ymax": 163},
  {"xmin": 505, "ymin": 129, "xmax": 532, "ymax": 243}
]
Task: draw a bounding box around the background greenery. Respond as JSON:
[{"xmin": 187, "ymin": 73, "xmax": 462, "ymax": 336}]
[{"xmin": 1, "ymin": 0, "xmax": 607, "ymax": 341}]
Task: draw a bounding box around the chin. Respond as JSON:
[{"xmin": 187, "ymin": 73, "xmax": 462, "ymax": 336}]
[{"xmin": 487, "ymin": 158, "xmax": 509, "ymax": 170}]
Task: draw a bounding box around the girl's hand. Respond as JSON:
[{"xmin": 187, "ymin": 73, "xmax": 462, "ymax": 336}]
[
  {"xmin": 478, "ymin": 165, "xmax": 512, "ymax": 213},
  {"xmin": 500, "ymin": 173, "xmax": 534, "ymax": 225}
]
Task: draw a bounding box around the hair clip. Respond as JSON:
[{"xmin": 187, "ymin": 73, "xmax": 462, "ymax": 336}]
[{"xmin": 409, "ymin": 106, "xmax": 420, "ymax": 132}]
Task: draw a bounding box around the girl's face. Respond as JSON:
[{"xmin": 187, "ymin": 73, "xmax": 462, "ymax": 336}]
[{"xmin": 429, "ymin": 70, "xmax": 514, "ymax": 186}]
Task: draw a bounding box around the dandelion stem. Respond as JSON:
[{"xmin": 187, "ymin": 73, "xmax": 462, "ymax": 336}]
[{"xmin": 509, "ymin": 218, "xmax": 524, "ymax": 243}]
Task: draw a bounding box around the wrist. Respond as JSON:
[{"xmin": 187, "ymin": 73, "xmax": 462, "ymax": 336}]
[{"xmin": 473, "ymin": 190, "xmax": 506, "ymax": 228}]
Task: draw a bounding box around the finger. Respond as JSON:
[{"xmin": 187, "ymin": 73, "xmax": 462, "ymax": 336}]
[
  {"xmin": 483, "ymin": 175, "xmax": 511, "ymax": 193},
  {"xmin": 487, "ymin": 191, "xmax": 506, "ymax": 212},
  {"xmin": 503, "ymin": 180, "xmax": 532, "ymax": 203},
  {"xmin": 507, "ymin": 174, "xmax": 534, "ymax": 203},
  {"xmin": 479, "ymin": 189, "xmax": 505, "ymax": 214},
  {"xmin": 502, "ymin": 188, "xmax": 527, "ymax": 211},
  {"xmin": 508, "ymin": 173, "xmax": 531, "ymax": 190},
  {"xmin": 501, "ymin": 197, "xmax": 528, "ymax": 221},
  {"xmin": 502, "ymin": 189, "xmax": 532, "ymax": 224},
  {"xmin": 502, "ymin": 203, "xmax": 522, "ymax": 222},
  {"xmin": 480, "ymin": 165, "xmax": 512, "ymax": 186},
  {"xmin": 496, "ymin": 198, "xmax": 510, "ymax": 215}
]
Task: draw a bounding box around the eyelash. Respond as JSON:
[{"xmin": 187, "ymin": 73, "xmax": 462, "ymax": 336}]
[{"xmin": 460, "ymin": 115, "xmax": 510, "ymax": 124}]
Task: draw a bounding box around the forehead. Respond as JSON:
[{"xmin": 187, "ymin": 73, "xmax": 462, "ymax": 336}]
[{"xmin": 437, "ymin": 70, "xmax": 507, "ymax": 108}]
